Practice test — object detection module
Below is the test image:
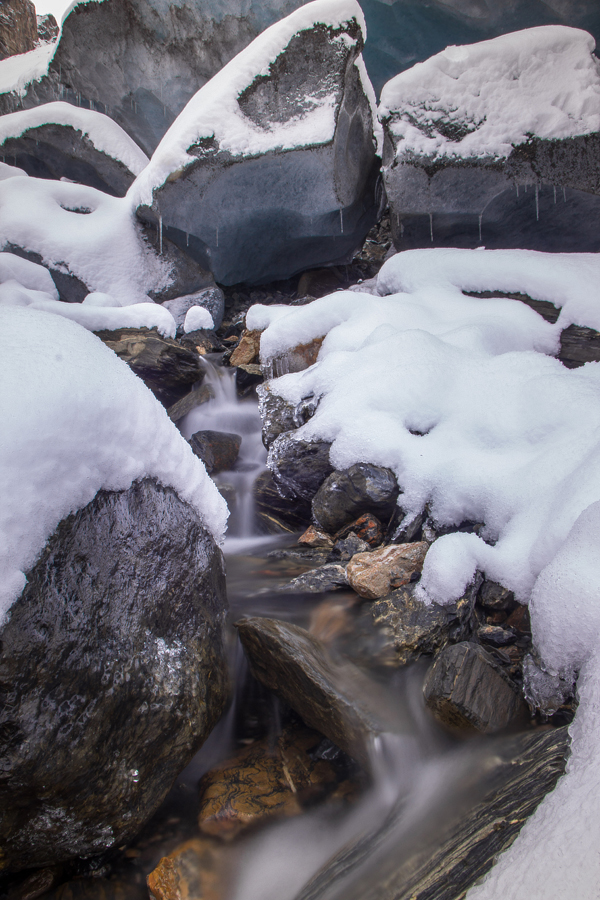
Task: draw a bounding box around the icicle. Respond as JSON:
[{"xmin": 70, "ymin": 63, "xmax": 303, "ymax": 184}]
[
  {"xmin": 554, "ymin": 186, "xmax": 557, "ymax": 204},
  {"xmin": 400, "ymin": 221, "xmax": 404, "ymax": 239},
  {"xmin": 478, "ymin": 213, "xmax": 483, "ymax": 242},
  {"xmin": 186, "ymin": 232, "xmax": 189, "ymax": 247},
  {"xmin": 159, "ymin": 215, "xmax": 163, "ymax": 255},
  {"xmin": 216, "ymin": 226, "xmax": 219, "ymax": 248},
  {"xmin": 339, "ymin": 208, "xmax": 344, "ymax": 234},
  {"xmin": 524, "ymin": 184, "xmax": 528, "ymax": 193},
  {"xmin": 429, "ymin": 212, "xmax": 433, "ymax": 243},
  {"xmin": 563, "ymin": 187, "xmax": 567, "ymax": 202},
  {"xmin": 516, "ymin": 184, "xmax": 520, "ymax": 198},
  {"xmin": 535, "ymin": 185, "xmax": 539, "ymax": 222}
]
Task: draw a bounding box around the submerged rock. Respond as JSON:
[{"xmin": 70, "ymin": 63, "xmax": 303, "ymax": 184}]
[
  {"xmin": 312, "ymin": 464, "xmax": 399, "ymax": 534},
  {"xmin": 346, "ymin": 541, "xmax": 428, "ymax": 599},
  {"xmin": 423, "ymin": 641, "xmax": 525, "ymax": 734},
  {"xmin": 0, "ymin": 479, "xmax": 228, "ymax": 871},
  {"xmin": 132, "ymin": 0, "xmax": 382, "ymax": 285}
]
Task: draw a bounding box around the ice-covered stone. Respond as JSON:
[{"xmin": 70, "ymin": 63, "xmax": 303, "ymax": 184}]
[{"xmin": 132, "ymin": 0, "xmax": 383, "ymax": 286}]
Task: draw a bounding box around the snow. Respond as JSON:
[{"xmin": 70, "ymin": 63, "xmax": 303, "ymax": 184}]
[
  {"xmin": 0, "ymin": 175, "xmax": 171, "ymax": 306},
  {"xmin": 0, "ymin": 304, "xmax": 227, "ymax": 623},
  {"xmin": 249, "ymin": 244, "xmax": 600, "ymax": 898},
  {"xmin": 0, "ymin": 41, "xmax": 58, "ymax": 98},
  {"xmin": 184, "ymin": 306, "xmax": 214, "ymax": 332},
  {"xmin": 131, "ymin": 0, "xmax": 369, "ymax": 207},
  {"xmin": 0, "ymin": 102, "xmax": 149, "ymax": 175},
  {"xmin": 0, "ymin": 162, "xmax": 28, "ymax": 180},
  {"xmin": 379, "ymin": 26, "xmax": 600, "ymax": 161},
  {"xmin": 0, "ymin": 251, "xmax": 58, "ymax": 296}
]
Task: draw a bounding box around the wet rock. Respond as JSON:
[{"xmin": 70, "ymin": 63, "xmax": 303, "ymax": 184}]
[
  {"xmin": 559, "ymin": 323, "xmax": 600, "ymax": 368},
  {"xmin": 309, "ymin": 596, "xmax": 358, "ymax": 648},
  {"xmin": 235, "ymin": 617, "xmax": 391, "ymax": 767},
  {"xmin": 296, "ymin": 727, "xmax": 569, "ymax": 900},
  {"xmin": 256, "ymin": 383, "xmax": 297, "ymax": 449},
  {"xmin": 281, "ymin": 564, "xmax": 348, "ymax": 595},
  {"xmin": 197, "ymin": 723, "xmax": 353, "ymax": 840},
  {"xmin": 167, "ymin": 383, "xmax": 214, "ymax": 423},
  {"xmin": 298, "ymin": 525, "xmax": 334, "ymax": 550},
  {"xmin": 229, "ymin": 329, "xmax": 261, "ymax": 367},
  {"xmin": 234, "ymin": 364, "xmax": 263, "ymax": 397},
  {"xmin": 6, "ymin": 866, "xmax": 64, "ymax": 900},
  {"xmin": 369, "ymin": 585, "xmax": 474, "ymax": 667},
  {"xmin": 312, "ymin": 464, "xmax": 399, "ymax": 534},
  {"xmin": 49, "ymin": 881, "xmax": 141, "ymax": 900},
  {"xmin": 328, "ymin": 533, "xmax": 370, "ymax": 562},
  {"xmin": 134, "ymin": 5, "xmax": 381, "ymax": 285},
  {"xmin": 477, "ymin": 624, "xmax": 516, "ymax": 647},
  {"xmin": 37, "ymin": 14, "xmax": 59, "ymax": 45},
  {"xmin": 266, "ymin": 337, "xmax": 324, "ymax": 378},
  {"xmin": 0, "ymin": 0, "xmax": 37, "ymax": 61},
  {"xmin": 94, "ymin": 327, "xmax": 203, "ymax": 406},
  {"xmin": 179, "ymin": 329, "xmax": 223, "ymax": 357},
  {"xmin": 506, "ymin": 603, "xmax": 531, "ymax": 633},
  {"xmin": 188, "ymin": 430, "xmax": 241, "ymax": 475},
  {"xmin": 523, "ymin": 655, "xmax": 575, "ymax": 717},
  {"xmin": 253, "ymin": 470, "xmax": 312, "ymax": 532},
  {"xmin": 0, "ymin": 479, "xmax": 228, "ymax": 871},
  {"xmin": 147, "ymin": 837, "xmax": 225, "ymax": 900},
  {"xmin": 423, "ymin": 642, "xmax": 525, "ymax": 734},
  {"xmin": 268, "ymin": 435, "xmax": 334, "ymax": 504},
  {"xmin": 162, "ymin": 287, "xmax": 224, "ymax": 331},
  {"xmin": 478, "ymin": 580, "xmax": 515, "ymax": 610},
  {"xmin": 389, "ymin": 509, "xmax": 425, "ymax": 543},
  {"xmin": 336, "ymin": 514, "xmax": 383, "ymax": 548},
  {"xmin": 346, "ymin": 542, "xmax": 428, "ymax": 600}
]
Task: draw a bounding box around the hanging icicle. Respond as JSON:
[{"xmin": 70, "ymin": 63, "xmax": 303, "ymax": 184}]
[
  {"xmin": 159, "ymin": 216, "xmax": 163, "ymax": 255},
  {"xmin": 535, "ymin": 185, "xmax": 539, "ymax": 222},
  {"xmin": 516, "ymin": 184, "xmax": 520, "ymax": 198},
  {"xmin": 429, "ymin": 212, "xmax": 433, "ymax": 243},
  {"xmin": 478, "ymin": 213, "xmax": 483, "ymax": 243},
  {"xmin": 186, "ymin": 232, "xmax": 189, "ymax": 247},
  {"xmin": 339, "ymin": 208, "xmax": 344, "ymax": 234},
  {"xmin": 563, "ymin": 187, "xmax": 567, "ymax": 202},
  {"xmin": 216, "ymin": 226, "xmax": 219, "ymax": 248},
  {"xmin": 554, "ymin": 186, "xmax": 557, "ymax": 204}
]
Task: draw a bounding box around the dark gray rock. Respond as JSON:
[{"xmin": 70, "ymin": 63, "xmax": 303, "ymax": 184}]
[
  {"xmin": 328, "ymin": 532, "xmax": 370, "ymax": 562},
  {"xmin": 167, "ymin": 382, "xmax": 214, "ymax": 423},
  {"xmin": 0, "ymin": 121, "xmax": 144, "ymax": 197},
  {"xmin": 312, "ymin": 464, "xmax": 399, "ymax": 534},
  {"xmin": 257, "ymin": 384, "xmax": 297, "ymax": 449},
  {"xmin": 478, "ymin": 580, "xmax": 515, "ymax": 610},
  {"xmin": 281, "ymin": 564, "xmax": 348, "ymax": 594},
  {"xmin": 294, "ymin": 726, "xmax": 569, "ymax": 900},
  {"xmin": 253, "ymin": 469, "xmax": 312, "ymax": 532},
  {"xmin": 268, "ymin": 435, "xmax": 334, "ymax": 504},
  {"xmin": 477, "ymin": 624, "xmax": 516, "ymax": 647},
  {"xmin": 3, "ymin": 243, "xmax": 89, "ymax": 304},
  {"xmin": 0, "ymin": 479, "xmax": 228, "ymax": 871},
  {"xmin": 0, "ymin": 0, "xmax": 37, "ymax": 61},
  {"xmin": 235, "ymin": 616, "xmax": 392, "ymax": 767},
  {"xmin": 94, "ymin": 327, "xmax": 203, "ymax": 407},
  {"xmin": 135, "ymin": 11, "xmax": 382, "ymax": 285},
  {"xmin": 188, "ymin": 430, "xmax": 242, "ymax": 474},
  {"xmin": 559, "ymin": 323, "xmax": 600, "ymax": 368},
  {"xmin": 423, "ymin": 641, "xmax": 525, "ymax": 734}
]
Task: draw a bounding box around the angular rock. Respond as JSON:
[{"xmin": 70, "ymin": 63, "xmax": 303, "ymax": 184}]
[
  {"xmin": 235, "ymin": 363, "xmax": 264, "ymax": 397},
  {"xmin": 268, "ymin": 435, "xmax": 334, "ymax": 504},
  {"xmin": 257, "ymin": 383, "xmax": 297, "ymax": 448},
  {"xmin": 312, "ymin": 464, "xmax": 399, "ymax": 534},
  {"xmin": 346, "ymin": 542, "xmax": 428, "ymax": 600},
  {"xmin": 132, "ymin": 1, "xmax": 381, "ymax": 285},
  {"xmin": 328, "ymin": 533, "xmax": 370, "ymax": 562},
  {"xmin": 235, "ymin": 617, "xmax": 391, "ymax": 767},
  {"xmin": 180, "ymin": 329, "xmax": 223, "ymax": 357},
  {"xmin": 336, "ymin": 514, "xmax": 383, "ymax": 548},
  {"xmin": 298, "ymin": 525, "xmax": 334, "ymax": 550},
  {"xmin": 94, "ymin": 327, "xmax": 203, "ymax": 406},
  {"xmin": 162, "ymin": 286, "xmax": 224, "ymax": 331},
  {"xmin": 266, "ymin": 336, "xmax": 324, "ymax": 378},
  {"xmin": 423, "ymin": 642, "xmax": 525, "ymax": 734},
  {"xmin": 281, "ymin": 564, "xmax": 348, "ymax": 595},
  {"xmin": 167, "ymin": 383, "xmax": 214, "ymax": 423},
  {"xmin": 559, "ymin": 323, "xmax": 600, "ymax": 368},
  {"xmin": 0, "ymin": 0, "xmax": 37, "ymax": 61},
  {"xmin": 477, "ymin": 624, "xmax": 516, "ymax": 646},
  {"xmin": 229, "ymin": 329, "xmax": 261, "ymax": 367},
  {"xmin": 369, "ymin": 584, "xmax": 474, "ymax": 667},
  {"xmin": 0, "ymin": 103, "xmax": 149, "ymax": 197},
  {"xmin": 252, "ymin": 470, "xmax": 311, "ymax": 532},
  {"xmin": 37, "ymin": 14, "xmax": 59, "ymax": 45},
  {"xmin": 188, "ymin": 430, "xmax": 241, "ymax": 475},
  {"xmin": 0, "ymin": 479, "xmax": 228, "ymax": 871},
  {"xmin": 478, "ymin": 579, "xmax": 515, "ymax": 610}
]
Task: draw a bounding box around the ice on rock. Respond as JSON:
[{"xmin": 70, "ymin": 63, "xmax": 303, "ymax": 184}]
[
  {"xmin": 0, "ymin": 304, "xmax": 227, "ymax": 622},
  {"xmin": 131, "ymin": 0, "xmax": 382, "ymax": 285}
]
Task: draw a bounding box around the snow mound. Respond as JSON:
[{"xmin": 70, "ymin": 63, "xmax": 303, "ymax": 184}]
[
  {"xmin": 131, "ymin": 0, "xmax": 367, "ymax": 207},
  {"xmin": 184, "ymin": 306, "xmax": 214, "ymax": 332},
  {"xmin": 379, "ymin": 26, "xmax": 600, "ymax": 161},
  {"xmin": 0, "ymin": 102, "xmax": 149, "ymax": 175},
  {"xmin": 0, "ymin": 41, "xmax": 57, "ymax": 98},
  {"xmin": 0, "ymin": 305, "xmax": 227, "ymax": 623},
  {"xmin": 0, "ymin": 161, "xmax": 28, "ymax": 181},
  {"xmin": 0, "ymin": 175, "xmax": 171, "ymax": 305},
  {"xmin": 0, "ymin": 251, "xmax": 58, "ymax": 297}
]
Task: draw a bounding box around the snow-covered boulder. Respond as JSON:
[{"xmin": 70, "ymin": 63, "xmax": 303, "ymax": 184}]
[
  {"xmin": 0, "ymin": 101, "xmax": 149, "ymax": 196},
  {"xmin": 0, "ymin": 175, "xmax": 213, "ymax": 304},
  {"xmin": 131, "ymin": 0, "xmax": 383, "ymax": 286},
  {"xmin": 379, "ymin": 27, "xmax": 600, "ymax": 251},
  {"xmin": 0, "ymin": 305, "xmax": 229, "ymax": 871}
]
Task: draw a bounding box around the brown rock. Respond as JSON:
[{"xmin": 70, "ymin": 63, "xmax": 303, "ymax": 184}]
[
  {"xmin": 167, "ymin": 383, "xmax": 214, "ymax": 422},
  {"xmin": 298, "ymin": 525, "xmax": 334, "ymax": 550},
  {"xmin": 336, "ymin": 514, "xmax": 383, "ymax": 548},
  {"xmin": 229, "ymin": 329, "xmax": 261, "ymax": 367},
  {"xmin": 188, "ymin": 430, "xmax": 241, "ymax": 474},
  {"xmin": 346, "ymin": 542, "xmax": 429, "ymax": 600},
  {"xmin": 506, "ymin": 603, "xmax": 531, "ymax": 633},
  {"xmin": 309, "ymin": 596, "xmax": 357, "ymax": 647},
  {"xmin": 267, "ymin": 336, "xmax": 324, "ymax": 377},
  {"xmin": 0, "ymin": 0, "xmax": 38, "ymax": 61},
  {"xmin": 148, "ymin": 837, "xmax": 226, "ymax": 900}
]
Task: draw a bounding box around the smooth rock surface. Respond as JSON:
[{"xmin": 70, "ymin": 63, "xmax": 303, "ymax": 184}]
[
  {"xmin": 0, "ymin": 479, "xmax": 228, "ymax": 871},
  {"xmin": 268, "ymin": 435, "xmax": 334, "ymax": 504},
  {"xmin": 423, "ymin": 641, "xmax": 525, "ymax": 734},
  {"xmin": 167, "ymin": 382, "xmax": 214, "ymax": 423},
  {"xmin": 312, "ymin": 464, "xmax": 399, "ymax": 534},
  {"xmin": 188, "ymin": 430, "xmax": 241, "ymax": 475},
  {"xmin": 346, "ymin": 541, "xmax": 428, "ymax": 600}
]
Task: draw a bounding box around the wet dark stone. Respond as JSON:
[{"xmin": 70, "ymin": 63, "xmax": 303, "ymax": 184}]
[
  {"xmin": 166, "ymin": 382, "xmax": 214, "ymax": 423},
  {"xmin": 335, "ymin": 514, "xmax": 383, "ymax": 548},
  {"xmin": 295, "ymin": 726, "xmax": 569, "ymax": 900},
  {"xmin": 559, "ymin": 324, "xmax": 600, "ymax": 368},
  {"xmin": 257, "ymin": 384, "xmax": 297, "ymax": 449},
  {"xmin": 477, "ymin": 625, "xmax": 517, "ymax": 647},
  {"xmin": 312, "ymin": 464, "xmax": 399, "ymax": 534},
  {"xmin": 423, "ymin": 641, "xmax": 525, "ymax": 734},
  {"xmin": 280, "ymin": 564, "xmax": 349, "ymax": 595},
  {"xmin": 235, "ymin": 617, "xmax": 391, "ymax": 768},
  {"xmin": 328, "ymin": 533, "xmax": 370, "ymax": 562},
  {"xmin": 268, "ymin": 435, "xmax": 334, "ymax": 504},
  {"xmin": 0, "ymin": 479, "xmax": 229, "ymax": 871},
  {"xmin": 188, "ymin": 429, "xmax": 241, "ymax": 474},
  {"xmin": 478, "ymin": 580, "xmax": 515, "ymax": 610},
  {"xmin": 235, "ymin": 364, "xmax": 263, "ymax": 397},
  {"xmin": 252, "ymin": 470, "xmax": 312, "ymax": 531}
]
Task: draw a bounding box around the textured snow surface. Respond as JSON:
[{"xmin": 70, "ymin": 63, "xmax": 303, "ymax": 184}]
[
  {"xmin": 0, "ymin": 41, "xmax": 58, "ymax": 97},
  {"xmin": 249, "ymin": 245, "xmax": 600, "ymax": 899},
  {"xmin": 184, "ymin": 306, "xmax": 214, "ymax": 332},
  {"xmin": 0, "ymin": 305, "xmax": 227, "ymax": 623},
  {"xmin": 131, "ymin": 0, "xmax": 368, "ymax": 206},
  {"xmin": 0, "ymin": 175, "xmax": 171, "ymax": 305},
  {"xmin": 0, "ymin": 102, "xmax": 149, "ymax": 175},
  {"xmin": 379, "ymin": 26, "xmax": 600, "ymax": 161}
]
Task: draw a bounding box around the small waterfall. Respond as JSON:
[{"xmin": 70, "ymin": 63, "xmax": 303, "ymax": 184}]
[{"xmin": 179, "ymin": 358, "xmax": 267, "ymax": 551}]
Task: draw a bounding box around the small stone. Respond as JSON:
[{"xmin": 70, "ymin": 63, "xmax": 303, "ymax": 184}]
[
  {"xmin": 188, "ymin": 430, "xmax": 241, "ymax": 474},
  {"xmin": 230, "ymin": 329, "xmax": 262, "ymax": 367},
  {"xmin": 346, "ymin": 542, "xmax": 429, "ymax": 600},
  {"xmin": 335, "ymin": 514, "xmax": 383, "ymax": 547},
  {"xmin": 477, "ymin": 625, "xmax": 516, "ymax": 646},
  {"xmin": 328, "ymin": 532, "xmax": 370, "ymax": 562},
  {"xmin": 478, "ymin": 580, "xmax": 515, "ymax": 610},
  {"xmin": 423, "ymin": 642, "xmax": 525, "ymax": 734},
  {"xmin": 167, "ymin": 382, "xmax": 214, "ymax": 422},
  {"xmin": 280, "ymin": 564, "xmax": 348, "ymax": 594},
  {"xmin": 298, "ymin": 525, "xmax": 334, "ymax": 550}
]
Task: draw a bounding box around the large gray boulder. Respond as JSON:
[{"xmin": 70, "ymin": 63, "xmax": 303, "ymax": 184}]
[
  {"xmin": 131, "ymin": 0, "xmax": 382, "ymax": 286},
  {"xmin": 379, "ymin": 26, "xmax": 600, "ymax": 252},
  {"xmin": 0, "ymin": 478, "xmax": 228, "ymax": 872}
]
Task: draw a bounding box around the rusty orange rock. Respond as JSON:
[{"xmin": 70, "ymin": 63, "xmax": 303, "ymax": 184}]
[
  {"xmin": 269, "ymin": 336, "xmax": 324, "ymax": 376},
  {"xmin": 346, "ymin": 542, "xmax": 429, "ymax": 600},
  {"xmin": 229, "ymin": 330, "xmax": 261, "ymax": 367},
  {"xmin": 147, "ymin": 837, "xmax": 225, "ymax": 900},
  {"xmin": 298, "ymin": 525, "xmax": 334, "ymax": 549}
]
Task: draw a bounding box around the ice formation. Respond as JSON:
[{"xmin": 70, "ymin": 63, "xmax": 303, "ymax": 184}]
[
  {"xmin": 0, "ymin": 305, "xmax": 227, "ymax": 624},
  {"xmin": 379, "ymin": 26, "xmax": 600, "ymax": 161}
]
